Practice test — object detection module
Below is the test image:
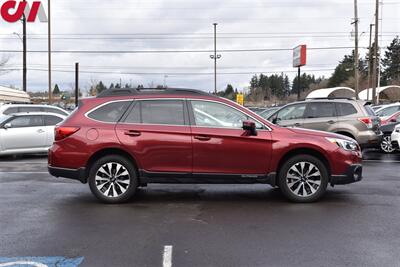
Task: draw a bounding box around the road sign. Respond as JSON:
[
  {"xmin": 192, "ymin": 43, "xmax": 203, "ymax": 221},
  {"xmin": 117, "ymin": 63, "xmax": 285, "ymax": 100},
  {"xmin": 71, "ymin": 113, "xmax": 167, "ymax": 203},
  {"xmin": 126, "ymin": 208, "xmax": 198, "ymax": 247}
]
[
  {"xmin": 293, "ymin": 45, "xmax": 307, "ymax": 67},
  {"xmin": 236, "ymin": 94, "xmax": 244, "ymax": 106}
]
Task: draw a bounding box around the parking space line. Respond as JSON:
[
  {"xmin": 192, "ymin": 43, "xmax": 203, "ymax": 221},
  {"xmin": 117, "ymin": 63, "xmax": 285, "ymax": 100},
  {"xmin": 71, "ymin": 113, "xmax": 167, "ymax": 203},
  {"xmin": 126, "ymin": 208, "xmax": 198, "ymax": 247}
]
[{"xmin": 163, "ymin": 245, "xmax": 173, "ymax": 267}]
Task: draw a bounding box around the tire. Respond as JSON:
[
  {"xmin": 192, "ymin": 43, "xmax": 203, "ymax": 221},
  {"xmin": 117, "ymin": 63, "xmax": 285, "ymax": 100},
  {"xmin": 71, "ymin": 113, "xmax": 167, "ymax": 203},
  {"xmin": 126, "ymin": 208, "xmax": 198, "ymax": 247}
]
[
  {"xmin": 380, "ymin": 135, "xmax": 395, "ymax": 153},
  {"xmin": 278, "ymin": 155, "xmax": 329, "ymax": 203},
  {"xmin": 88, "ymin": 155, "xmax": 138, "ymax": 204}
]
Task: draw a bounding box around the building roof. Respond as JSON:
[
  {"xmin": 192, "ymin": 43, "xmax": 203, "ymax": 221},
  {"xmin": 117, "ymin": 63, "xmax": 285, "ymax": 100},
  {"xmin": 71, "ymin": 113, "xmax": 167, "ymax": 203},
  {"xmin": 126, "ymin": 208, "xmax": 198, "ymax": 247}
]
[
  {"xmin": 358, "ymin": 85, "xmax": 400, "ymax": 101},
  {"xmin": 0, "ymin": 86, "xmax": 30, "ymax": 103}
]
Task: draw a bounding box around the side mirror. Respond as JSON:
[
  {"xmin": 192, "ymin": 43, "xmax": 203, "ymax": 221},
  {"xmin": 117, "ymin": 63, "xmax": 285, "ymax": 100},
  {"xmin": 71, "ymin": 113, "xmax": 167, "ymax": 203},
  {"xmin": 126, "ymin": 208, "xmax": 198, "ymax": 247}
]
[
  {"xmin": 242, "ymin": 120, "xmax": 257, "ymax": 136},
  {"xmin": 3, "ymin": 123, "xmax": 11, "ymax": 129}
]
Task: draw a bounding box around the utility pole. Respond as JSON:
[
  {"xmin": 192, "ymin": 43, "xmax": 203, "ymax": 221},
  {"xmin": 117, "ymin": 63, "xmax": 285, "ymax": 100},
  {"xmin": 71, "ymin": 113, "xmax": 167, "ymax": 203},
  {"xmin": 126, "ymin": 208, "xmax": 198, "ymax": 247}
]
[
  {"xmin": 372, "ymin": 0, "xmax": 379, "ymax": 105},
  {"xmin": 353, "ymin": 0, "xmax": 360, "ymax": 100},
  {"xmin": 210, "ymin": 23, "xmax": 221, "ymax": 94},
  {"xmin": 48, "ymin": 0, "xmax": 52, "ymax": 104},
  {"xmin": 22, "ymin": 0, "xmax": 27, "ymax": 92},
  {"xmin": 367, "ymin": 24, "xmax": 374, "ymax": 101},
  {"xmin": 297, "ymin": 67, "xmax": 301, "ymax": 101},
  {"xmin": 75, "ymin": 62, "xmax": 79, "ymax": 107}
]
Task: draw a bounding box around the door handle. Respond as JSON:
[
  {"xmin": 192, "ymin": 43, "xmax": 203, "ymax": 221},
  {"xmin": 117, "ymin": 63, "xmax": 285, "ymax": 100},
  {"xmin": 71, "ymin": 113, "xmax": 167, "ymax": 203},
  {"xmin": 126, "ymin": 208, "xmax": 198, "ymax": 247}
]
[
  {"xmin": 37, "ymin": 129, "xmax": 45, "ymax": 133},
  {"xmin": 194, "ymin": 135, "xmax": 211, "ymax": 141},
  {"xmin": 294, "ymin": 123, "xmax": 301, "ymax": 127},
  {"xmin": 124, "ymin": 130, "xmax": 141, "ymax": 137},
  {"xmin": 327, "ymin": 120, "xmax": 335, "ymax": 124}
]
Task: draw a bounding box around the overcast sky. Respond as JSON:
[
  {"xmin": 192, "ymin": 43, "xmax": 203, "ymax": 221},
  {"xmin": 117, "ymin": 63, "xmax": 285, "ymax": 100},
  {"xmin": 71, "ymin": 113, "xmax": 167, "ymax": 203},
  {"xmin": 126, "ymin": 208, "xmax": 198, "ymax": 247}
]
[{"xmin": 0, "ymin": 0, "xmax": 399, "ymax": 93}]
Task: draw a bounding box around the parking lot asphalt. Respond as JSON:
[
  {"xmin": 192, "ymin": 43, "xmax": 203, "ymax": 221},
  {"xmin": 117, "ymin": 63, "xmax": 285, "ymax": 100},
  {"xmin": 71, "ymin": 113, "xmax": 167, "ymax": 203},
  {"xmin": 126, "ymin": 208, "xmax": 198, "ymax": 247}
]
[{"xmin": 1, "ymin": 151, "xmax": 400, "ymax": 267}]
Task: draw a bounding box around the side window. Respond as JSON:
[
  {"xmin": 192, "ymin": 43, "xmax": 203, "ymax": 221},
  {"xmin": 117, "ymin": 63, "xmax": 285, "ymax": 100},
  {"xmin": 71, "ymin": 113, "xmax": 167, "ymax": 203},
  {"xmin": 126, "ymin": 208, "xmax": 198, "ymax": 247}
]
[
  {"xmin": 88, "ymin": 101, "xmax": 131, "ymax": 123},
  {"xmin": 9, "ymin": 116, "xmax": 43, "ymax": 128},
  {"xmin": 141, "ymin": 100, "xmax": 185, "ymax": 125},
  {"xmin": 19, "ymin": 107, "xmax": 42, "ymax": 113},
  {"xmin": 336, "ymin": 103, "xmax": 358, "ymax": 116},
  {"xmin": 305, "ymin": 102, "xmax": 336, "ymax": 118},
  {"xmin": 44, "ymin": 115, "xmax": 63, "ymax": 126},
  {"xmin": 3, "ymin": 107, "xmax": 18, "ymax": 115},
  {"xmin": 124, "ymin": 102, "xmax": 141, "ymax": 123},
  {"xmin": 277, "ymin": 104, "xmax": 306, "ymax": 121},
  {"xmin": 44, "ymin": 107, "xmax": 68, "ymax": 116},
  {"xmin": 191, "ymin": 100, "xmax": 263, "ymax": 129}
]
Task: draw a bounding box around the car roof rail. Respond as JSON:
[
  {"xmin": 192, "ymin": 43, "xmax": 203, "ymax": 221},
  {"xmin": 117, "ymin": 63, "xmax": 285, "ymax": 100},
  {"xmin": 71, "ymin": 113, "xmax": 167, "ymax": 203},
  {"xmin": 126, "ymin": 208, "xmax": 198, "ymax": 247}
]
[
  {"xmin": 306, "ymin": 97, "xmax": 357, "ymax": 101},
  {"xmin": 97, "ymin": 87, "xmax": 214, "ymax": 98}
]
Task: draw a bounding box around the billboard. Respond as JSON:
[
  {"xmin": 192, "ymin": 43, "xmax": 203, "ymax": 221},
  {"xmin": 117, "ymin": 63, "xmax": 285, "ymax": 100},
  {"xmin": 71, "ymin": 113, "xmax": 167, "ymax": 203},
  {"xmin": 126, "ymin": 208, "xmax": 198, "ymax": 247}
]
[{"xmin": 293, "ymin": 45, "xmax": 307, "ymax": 67}]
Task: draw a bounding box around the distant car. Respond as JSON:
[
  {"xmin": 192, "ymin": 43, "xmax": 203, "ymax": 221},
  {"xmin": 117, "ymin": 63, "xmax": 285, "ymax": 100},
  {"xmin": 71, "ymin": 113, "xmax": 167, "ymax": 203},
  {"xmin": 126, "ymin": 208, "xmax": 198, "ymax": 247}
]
[
  {"xmin": 379, "ymin": 117, "xmax": 400, "ymax": 153},
  {"xmin": 247, "ymin": 107, "xmax": 267, "ymax": 114},
  {"xmin": 258, "ymin": 107, "xmax": 280, "ymax": 119},
  {"xmin": 391, "ymin": 125, "xmax": 400, "ymax": 152},
  {"xmin": 380, "ymin": 111, "xmax": 400, "ymax": 126},
  {"xmin": 375, "ymin": 103, "xmax": 400, "ymax": 117},
  {"xmin": 267, "ymin": 98, "xmax": 382, "ymax": 148},
  {"xmin": 0, "ymin": 112, "xmax": 66, "ymax": 156},
  {"xmin": 0, "ymin": 104, "xmax": 69, "ymax": 116}
]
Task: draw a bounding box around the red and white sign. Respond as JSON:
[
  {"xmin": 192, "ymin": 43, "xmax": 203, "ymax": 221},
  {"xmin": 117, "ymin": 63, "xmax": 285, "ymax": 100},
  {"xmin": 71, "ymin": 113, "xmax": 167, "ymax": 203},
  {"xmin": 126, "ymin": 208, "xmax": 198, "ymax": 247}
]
[
  {"xmin": 293, "ymin": 45, "xmax": 307, "ymax": 67},
  {"xmin": 0, "ymin": 0, "xmax": 47, "ymax": 23}
]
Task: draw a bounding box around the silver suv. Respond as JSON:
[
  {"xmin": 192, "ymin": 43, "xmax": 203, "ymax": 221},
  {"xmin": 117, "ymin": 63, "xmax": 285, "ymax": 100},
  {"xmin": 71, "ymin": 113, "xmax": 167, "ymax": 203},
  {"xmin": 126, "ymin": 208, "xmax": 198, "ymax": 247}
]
[{"xmin": 268, "ymin": 98, "xmax": 382, "ymax": 148}]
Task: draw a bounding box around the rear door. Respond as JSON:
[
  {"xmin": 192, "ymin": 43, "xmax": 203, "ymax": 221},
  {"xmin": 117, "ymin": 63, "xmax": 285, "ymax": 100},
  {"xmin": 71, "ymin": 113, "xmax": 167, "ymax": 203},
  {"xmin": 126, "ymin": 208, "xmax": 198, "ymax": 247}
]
[
  {"xmin": 0, "ymin": 115, "xmax": 46, "ymax": 151},
  {"xmin": 302, "ymin": 102, "xmax": 338, "ymax": 132},
  {"xmin": 116, "ymin": 99, "xmax": 192, "ymax": 174}
]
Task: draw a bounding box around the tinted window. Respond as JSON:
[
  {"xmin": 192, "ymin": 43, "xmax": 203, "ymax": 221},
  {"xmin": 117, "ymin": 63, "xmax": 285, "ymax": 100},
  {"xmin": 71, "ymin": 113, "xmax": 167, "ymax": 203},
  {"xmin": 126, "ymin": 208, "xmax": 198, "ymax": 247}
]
[
  {"xmin": 141, "ymin": 100, "xmax": 185, "ymax": 125},
  {"xmin": 191, "ymin": 100, "xmax": 263, "ymax": 129},
  {"xmin": 19, "ymin": 106, "xmax": 42, "ymax": 113},
  {"xmin": 9, "ymin": 115, "xmax": 43, "ymax": 128},
  {"xmin": 306, "ymin": 102, "xmax": 336, "ymax": 118},
  {"xmin": 336, "ymin": 103, "xmax": 358, "ymax": 116},
  {"xmin": 124, "ymin": 102, "xmax": 141, "ymax": 123},
  {"xmin": 88, "ymin": 101, "xmax": 131, "ymax": 122},
  {"xmin": 364, "ymin": 105, "xmax": 376, "ymax": 116},
  {"xmin": 44, "ymin": 115, "xmax": 63, "ymax": 126},
  {"xmin": 44, "ymin": 107, "xmax": 68, "ymax": 116},
  {"xmin": 3, "ymin": 107, "xmax": 18, "ymax": 115},
  {"xmin": 277, "ymin": 104, "xmax": 306, "ymax": 121}
]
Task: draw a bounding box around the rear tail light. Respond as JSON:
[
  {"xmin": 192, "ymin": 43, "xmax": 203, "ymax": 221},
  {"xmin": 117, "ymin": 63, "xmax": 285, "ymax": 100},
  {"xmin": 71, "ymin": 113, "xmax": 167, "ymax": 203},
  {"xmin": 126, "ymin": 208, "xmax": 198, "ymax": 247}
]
[
  {"xmin": 55, "ymin": 126, "xmax": 80, "ymax": 141},
  {"xmin": 358, "ymin": 117, "xmax": 373, "ymax": 129}
]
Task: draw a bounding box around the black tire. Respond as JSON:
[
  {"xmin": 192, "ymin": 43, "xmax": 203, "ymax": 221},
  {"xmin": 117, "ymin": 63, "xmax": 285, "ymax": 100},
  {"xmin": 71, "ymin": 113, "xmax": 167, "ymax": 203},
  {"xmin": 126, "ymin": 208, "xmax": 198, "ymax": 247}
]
[
  {"xmin": 88, "ymin": 155, "xmax": 138, "ymax": 204},
  {"xmin": 278, "ymin": 154, "xmax": 329, "ymax": 203}
]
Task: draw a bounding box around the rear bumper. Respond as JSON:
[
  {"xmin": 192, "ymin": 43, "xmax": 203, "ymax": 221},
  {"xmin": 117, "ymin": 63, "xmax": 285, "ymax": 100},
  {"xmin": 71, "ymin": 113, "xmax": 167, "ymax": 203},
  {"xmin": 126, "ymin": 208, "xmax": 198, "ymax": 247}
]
[
  {"xmin": 48, "ymin": 166, "xmax": 87, "ymax": 184},
  {"xmin": 331, "ymin": 164, "xmax": 363, "ymax": 185},
  {"xmin": 358, "ymin": 131, "xmax": 382, "ymax": 148}
]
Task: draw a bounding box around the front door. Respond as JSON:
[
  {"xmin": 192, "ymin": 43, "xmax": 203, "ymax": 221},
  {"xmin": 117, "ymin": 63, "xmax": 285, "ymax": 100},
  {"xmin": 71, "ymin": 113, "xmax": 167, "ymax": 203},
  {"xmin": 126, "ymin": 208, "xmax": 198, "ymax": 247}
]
[
  {"xmin": 272, "ymin": 103, "xmax": 306, "ymax": 128},
  {"xmin": 116, "ymin": 99, "xmax": 192, "ymax": 174},
  {"xmin": 189, "ymin": 100, "xmax": 272, "ymax": 176}
]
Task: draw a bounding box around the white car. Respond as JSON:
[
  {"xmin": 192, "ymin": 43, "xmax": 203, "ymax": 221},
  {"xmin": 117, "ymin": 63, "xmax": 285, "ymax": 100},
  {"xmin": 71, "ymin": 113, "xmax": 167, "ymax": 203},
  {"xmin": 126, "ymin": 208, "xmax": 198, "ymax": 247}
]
[
  {"xmin": 391, "ymin": 124, "xmax": 400, "ymax": 152},
  {"xmin": 0, "ymin": 104, "xmax": 69, "ymax": 116},
  {"xmin": 0, "ymin": 112, "xmax": 66, "ymax": 156}
]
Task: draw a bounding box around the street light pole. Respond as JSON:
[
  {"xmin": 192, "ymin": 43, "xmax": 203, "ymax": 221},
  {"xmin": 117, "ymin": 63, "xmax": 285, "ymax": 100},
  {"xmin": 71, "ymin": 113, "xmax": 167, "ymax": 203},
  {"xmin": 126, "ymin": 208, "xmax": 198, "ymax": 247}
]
[
  {"xmin": 48, "ymin": 0, "xmax": 52, "ymax": 104},
  {"xmin": 210, "ymin": 23, "xmax": 221, "ymax": 94}
]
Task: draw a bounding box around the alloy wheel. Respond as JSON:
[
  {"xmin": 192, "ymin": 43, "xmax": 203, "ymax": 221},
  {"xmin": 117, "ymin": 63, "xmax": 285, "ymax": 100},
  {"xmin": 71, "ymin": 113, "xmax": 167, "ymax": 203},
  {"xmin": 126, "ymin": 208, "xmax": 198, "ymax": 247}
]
[
  {"xmin": 286, "ymin": 162, "xmax": 321, "ymax": 198},
  {"xmin": 381, "ymin": 136, "xmax": 394, "ymax": 153},
  {"xmin": 95, "ymin": 162, "xmax": 131, "ymax": 198}
]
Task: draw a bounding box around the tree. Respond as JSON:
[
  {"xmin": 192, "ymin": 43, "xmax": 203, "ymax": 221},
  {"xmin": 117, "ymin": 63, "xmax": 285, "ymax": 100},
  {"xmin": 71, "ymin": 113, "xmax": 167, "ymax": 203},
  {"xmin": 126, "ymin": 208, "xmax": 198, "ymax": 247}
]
[
  {"xmin": 292, "ymin": 73, "xmax": 316, "ymax": 95},
  {"xmin": 382, "ymin": 36, "xmax": 400, "ymax": 84},
  {"xmin": 53, "ymin": 84, "xmax": 60, "ymax": 95}
]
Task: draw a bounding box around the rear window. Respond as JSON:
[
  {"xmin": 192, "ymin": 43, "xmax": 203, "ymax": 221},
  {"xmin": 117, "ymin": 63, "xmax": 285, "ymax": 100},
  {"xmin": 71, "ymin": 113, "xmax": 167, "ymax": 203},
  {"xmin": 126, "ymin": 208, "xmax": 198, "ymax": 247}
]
[
  {"xmin": 19, "ymin": 106, "xmax": 42, "ymax": 113},
  {"xmin": 364, "ymin": 105, "xmax": 376, "ymax": 116},
  {"xmin": 3, "ymin": 107, "xmax": 19, "ymax": 115},
  {"xmin": 88, "ymin": 101, "xmax": 131, "ymax": 122},
  {"xmin": 336, "ymin": 103, "xmax": 357, "ymax": 116},
  {"xmin": 43, "ymin": 107, "xmax": 68, "ymax": 116}
]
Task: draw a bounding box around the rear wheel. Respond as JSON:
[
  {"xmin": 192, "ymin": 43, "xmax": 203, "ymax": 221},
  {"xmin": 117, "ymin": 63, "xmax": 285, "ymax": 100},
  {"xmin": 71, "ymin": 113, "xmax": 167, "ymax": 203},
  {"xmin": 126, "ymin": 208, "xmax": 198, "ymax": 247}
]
[
  {"xmin": 278, "ymin": 155, "xmax": 328, "ymax": 203},
  {"xmin": 88, "ymin": 155, "xmax": 138, "ymax": 203},
  {"xmin": 381, "ymin": 135, "xmax": 395, "ymax": 153}
]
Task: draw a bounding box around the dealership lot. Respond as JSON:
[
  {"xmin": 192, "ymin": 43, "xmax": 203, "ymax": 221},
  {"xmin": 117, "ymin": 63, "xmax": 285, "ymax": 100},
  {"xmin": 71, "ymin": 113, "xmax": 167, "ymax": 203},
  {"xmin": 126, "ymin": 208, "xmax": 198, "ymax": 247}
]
[{"xmin": 1, "ymin": 151, "xmax": 400, "ymax": 267}]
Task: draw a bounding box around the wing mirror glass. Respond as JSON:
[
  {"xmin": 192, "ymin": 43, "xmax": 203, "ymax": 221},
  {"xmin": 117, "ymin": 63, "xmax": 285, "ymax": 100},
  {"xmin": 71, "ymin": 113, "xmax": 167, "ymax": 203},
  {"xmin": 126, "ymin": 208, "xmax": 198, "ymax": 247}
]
[{"xmin": 242, "ymin": 120, "xmax": 257, "ymax": 136}]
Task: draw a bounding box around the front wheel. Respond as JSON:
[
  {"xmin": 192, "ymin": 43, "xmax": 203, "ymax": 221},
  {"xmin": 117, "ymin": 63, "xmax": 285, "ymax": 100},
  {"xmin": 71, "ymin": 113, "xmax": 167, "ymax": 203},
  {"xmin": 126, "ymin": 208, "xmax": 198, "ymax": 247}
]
[
  {"xmin": 88, "ymin": 155, "xmax": 138, "ymax": 204},
  {"xmin": 381, "ymin": 135, "xmax": 395, "ymax": 153},
  {"xmin": 278, "ymin": 155, "xmax": 329, "ymax": 203}
]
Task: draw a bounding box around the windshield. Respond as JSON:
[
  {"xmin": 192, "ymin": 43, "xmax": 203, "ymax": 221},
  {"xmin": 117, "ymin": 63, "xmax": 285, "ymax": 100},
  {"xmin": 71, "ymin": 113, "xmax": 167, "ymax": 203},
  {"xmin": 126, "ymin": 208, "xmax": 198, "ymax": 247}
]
[{"xmin": 0, "ymin": 115, "xmax": 10, "ymax": 125}]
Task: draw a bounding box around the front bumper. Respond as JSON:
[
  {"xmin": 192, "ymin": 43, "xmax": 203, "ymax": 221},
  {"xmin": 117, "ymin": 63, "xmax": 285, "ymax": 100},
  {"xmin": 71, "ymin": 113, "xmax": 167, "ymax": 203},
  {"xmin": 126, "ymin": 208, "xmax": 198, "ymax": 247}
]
[
  {"xmin": 48, "ymin": 166, "xmax": 87, "ymax": 184},
  {"xmin": 331, "ymin": 164, "xmax": 363, "ymax": 185}
]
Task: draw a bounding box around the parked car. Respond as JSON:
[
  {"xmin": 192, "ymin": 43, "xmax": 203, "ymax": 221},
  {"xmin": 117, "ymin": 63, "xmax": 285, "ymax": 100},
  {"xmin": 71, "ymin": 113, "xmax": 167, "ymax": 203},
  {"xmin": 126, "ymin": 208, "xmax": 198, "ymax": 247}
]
[
  {"xmin": 391, "ymin": 125, "xmax": 400, "ymax": 151},
  {"xmin": 247, "ymin": 107, "xmax": 267, "ymax": 114},
  {"xmin": 258, "ymin": 107, "xmax": 280, "ymax": 119},
  {"xmin": 0, "ymin": 112, "xmax": 66, "ymax": 156},
  {"xmin": 267, "ymin": 98, "xmax": 382, "ymax": 148},
  {"xmin": 48, "ymin": 88, "xmax": 363, "ymax": 204},
  {"xmin": 380, "ymin": 117, "xmax": 400, "ymax": 153},
  {"xmin": 375, "ymin": 103, "xmax": 400, "ymax": 117},
  {"xmin": 0, "ymin": 104, "xmax": 69, "ymax": 116},
  {"xmin": 380, "ymin": 111, "xmax": 400, "ymax": 126}
]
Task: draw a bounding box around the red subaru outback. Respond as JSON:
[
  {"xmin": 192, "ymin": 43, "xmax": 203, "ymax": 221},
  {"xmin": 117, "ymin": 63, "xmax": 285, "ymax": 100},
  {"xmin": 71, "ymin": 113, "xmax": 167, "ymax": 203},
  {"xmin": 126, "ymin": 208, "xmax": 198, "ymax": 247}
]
[{"xmin": 48, "ymin": 88, "xmax": 362, "ymax": 203}]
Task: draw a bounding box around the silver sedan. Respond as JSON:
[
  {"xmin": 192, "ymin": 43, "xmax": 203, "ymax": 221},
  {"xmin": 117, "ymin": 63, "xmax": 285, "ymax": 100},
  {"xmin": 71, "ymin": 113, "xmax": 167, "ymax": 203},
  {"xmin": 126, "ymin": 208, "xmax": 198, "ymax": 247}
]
[{"xmin": 0, "ymin": 112, "xmax": 66, "ymax": 156}]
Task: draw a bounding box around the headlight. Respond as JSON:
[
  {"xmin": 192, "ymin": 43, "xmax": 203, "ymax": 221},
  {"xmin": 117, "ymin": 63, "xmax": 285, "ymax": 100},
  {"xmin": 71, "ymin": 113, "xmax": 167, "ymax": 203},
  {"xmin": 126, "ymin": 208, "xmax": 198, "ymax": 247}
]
[{"xmin": 326, "ymin": 137, "xmax": 359, "ymax": 151}]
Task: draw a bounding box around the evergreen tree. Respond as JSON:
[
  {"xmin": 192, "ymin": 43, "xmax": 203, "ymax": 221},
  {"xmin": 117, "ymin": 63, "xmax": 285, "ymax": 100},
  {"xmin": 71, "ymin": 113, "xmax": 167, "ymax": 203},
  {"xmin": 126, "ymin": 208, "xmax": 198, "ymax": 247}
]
[
  {"xmin": 53, "ymin": 84, "xmax": 61, "ymax": 95},
  {"xmin": 382, "ymin": 36, "xmax": 400, "ymax": 84}
]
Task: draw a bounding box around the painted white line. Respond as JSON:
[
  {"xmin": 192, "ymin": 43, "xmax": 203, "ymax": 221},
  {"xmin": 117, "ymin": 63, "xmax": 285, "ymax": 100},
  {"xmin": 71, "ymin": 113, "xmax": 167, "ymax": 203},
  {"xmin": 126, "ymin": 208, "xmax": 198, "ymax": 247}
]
[
  {"xmin": 163, "ymin": 245, "xmax": 173, "ymax": 267},
  {"xmin": 363, "ymin": 160, "xmax": 400, "ymax": 163},
  {"xmin": 0, "ymin": 261, "xmax": 47, "ymax": 267}
]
